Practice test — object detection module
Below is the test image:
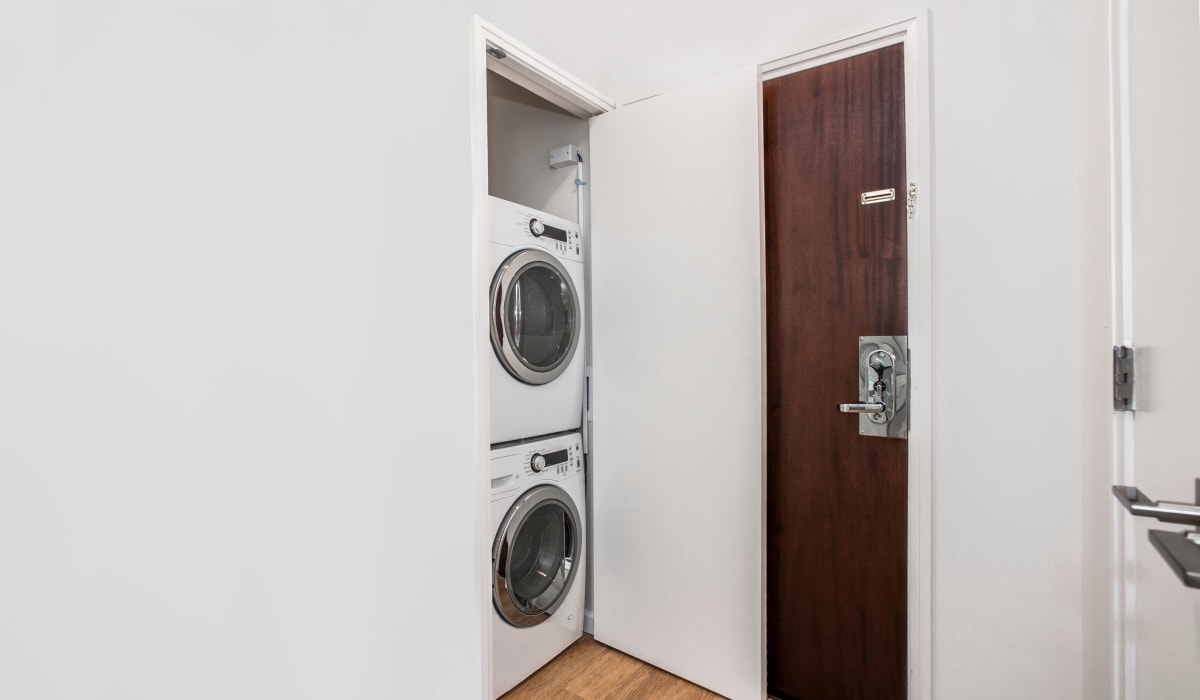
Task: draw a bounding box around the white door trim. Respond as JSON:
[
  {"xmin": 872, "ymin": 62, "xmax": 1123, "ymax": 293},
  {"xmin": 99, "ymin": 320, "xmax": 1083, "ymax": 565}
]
[
  {"xmin": 476, "ymin": 18, "xmax": 614, "ymax": 120},
  {"xmin": 468, "ymin": 21, "xmax": 492, "ymax": 699},
  {"xmin": 1107, "ymin": 0, "xmax": 1135, "ymax": 697},
  {"xmin": 469, "ymin": 16, "xmax": 615, "ymax": 699},
  {"xmin": 761, "ymin": 11, "xmax": 934, "ymax": 700}
]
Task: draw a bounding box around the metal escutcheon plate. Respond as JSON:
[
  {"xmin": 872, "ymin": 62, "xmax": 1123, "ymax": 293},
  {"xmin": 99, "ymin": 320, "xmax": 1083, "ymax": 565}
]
[{"xmin": 858, "ymin": 335, "xmax": 908, "ymax": 439}]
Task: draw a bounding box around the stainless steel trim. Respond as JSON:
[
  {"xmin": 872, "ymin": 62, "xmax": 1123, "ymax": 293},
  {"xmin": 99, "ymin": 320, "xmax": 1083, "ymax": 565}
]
[
  {"xmin": 513, "ymin": 279, "xmax": 523, "ymax": 346},
  {"xmin": 493, "ymin": 484, "xmax": 582, "ymax": 628},
  {"xmin": 1112, "ymin": 485, "xmax": 1200, "ymax": 527},
  {"xmin": 490, "ymin": 249, "xmax": 581, "ymax": 386},
  {"xmin": 860, "ymin": 188, "xmax": 896, "ymax": 205},
  {"xmin": 839, "ymin": 336, "xmax": 909, "ymax": 439},
  {"xmin": 1148, "ymin": 530, "xmax": 1200, "ymax": 589},
  {"xmin": 838, "ymin": 402, "xmax": 886, "ymax": 414}
]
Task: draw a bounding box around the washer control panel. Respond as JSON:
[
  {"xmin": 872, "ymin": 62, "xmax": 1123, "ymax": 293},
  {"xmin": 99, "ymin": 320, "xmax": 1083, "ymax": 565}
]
[{"xmin": 524, "ymin": 441, "xmax": 582, "ymax": 479}]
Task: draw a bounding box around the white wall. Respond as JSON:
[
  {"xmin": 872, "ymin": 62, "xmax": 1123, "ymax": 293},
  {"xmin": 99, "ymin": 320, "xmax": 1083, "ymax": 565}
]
[
  {"xmin": 0, "ymin": 1, "xmax": 1110, "ymax": 698},
  {"xmin": 0, "ymin": 2, "xmax": 487, "ymax": 698}
]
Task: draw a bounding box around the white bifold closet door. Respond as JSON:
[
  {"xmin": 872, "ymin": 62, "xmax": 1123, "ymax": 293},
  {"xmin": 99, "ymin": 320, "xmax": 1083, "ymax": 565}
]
[{"xmin": 589, "ymin": 66, "xmax": 764, "ymax": 700}]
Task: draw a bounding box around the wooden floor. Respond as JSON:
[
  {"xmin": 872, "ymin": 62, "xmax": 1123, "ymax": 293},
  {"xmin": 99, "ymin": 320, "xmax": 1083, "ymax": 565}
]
[{"xmin": 501, "ymin": 634, "xmax": 727, "ymax": 700}]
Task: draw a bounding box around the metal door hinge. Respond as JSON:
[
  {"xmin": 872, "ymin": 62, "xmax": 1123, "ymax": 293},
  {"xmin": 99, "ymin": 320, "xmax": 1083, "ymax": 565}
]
[
  {"xmin": 1114, "ymin": 345, "xmax": 1135, "ymax": 411},
  {"xmin": 906, "ymin": 182, "xmax": 917, "ymax": 219}
]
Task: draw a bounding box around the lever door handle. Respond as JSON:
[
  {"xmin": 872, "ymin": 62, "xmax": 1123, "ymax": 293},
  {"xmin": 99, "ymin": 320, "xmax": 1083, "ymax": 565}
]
[
  {"xmin": 838, "ymin": 402, "xmax": 886, "ymax": 414},
  {"xmin": 1148, "ymin": 530, "xmax": 1200, "ymax": 589},
  {"xmin": 1112, "ymin": 485, "xmax": 1200, "ymax": 526}
]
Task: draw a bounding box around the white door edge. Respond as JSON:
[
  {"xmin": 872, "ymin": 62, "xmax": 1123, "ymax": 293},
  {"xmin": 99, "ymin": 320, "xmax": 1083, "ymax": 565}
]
[
  {"xmin": 469, "ymin": 19, "xmax": 494, "ymax": 700},
  {"xmin": 1107, "ymin": 0, "xmax": 1136, "ymax": 697}
]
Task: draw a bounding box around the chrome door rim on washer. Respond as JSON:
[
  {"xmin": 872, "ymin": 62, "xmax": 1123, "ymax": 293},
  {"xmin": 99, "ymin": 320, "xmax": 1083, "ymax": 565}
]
[
  {"xmin": 490, "ymin": 249, "xmax": 580, "ymax": 385},
  {"xmin": 493, "ymin": 484, "xmax": 582, "ymax": 628}
]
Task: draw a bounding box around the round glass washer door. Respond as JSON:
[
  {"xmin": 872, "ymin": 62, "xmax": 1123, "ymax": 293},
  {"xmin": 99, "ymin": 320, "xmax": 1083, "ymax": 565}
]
[
  {"xmin": 490, "ymin": 249, "xmax": 580, "ymax": 385},
  {"xmin": 493, "ymin": 484, "xmax": 582, "ymax": 628}
]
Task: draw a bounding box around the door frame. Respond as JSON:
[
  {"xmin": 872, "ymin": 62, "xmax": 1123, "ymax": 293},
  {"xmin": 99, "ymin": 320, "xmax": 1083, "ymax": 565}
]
[
  {"xmin": 1102, "ymin": 0, "xmax": 1140, "ymax": 697},
  {"xmin": 1104, "ymin": 0, "xmax": 1130, "ymax": 695},
  {"xmin": 469, "ymin": 16, "xmax": 615, "ymax": 699},
  {"xmin": 761, "ymin": 11, "xmax": 933, "ymax": 699}
]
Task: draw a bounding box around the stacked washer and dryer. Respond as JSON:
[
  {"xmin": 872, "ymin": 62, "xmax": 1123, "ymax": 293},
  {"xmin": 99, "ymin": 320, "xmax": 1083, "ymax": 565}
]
[{"xmin": 487, "ymin": 196, "xmax": 588, "ymax": 698}]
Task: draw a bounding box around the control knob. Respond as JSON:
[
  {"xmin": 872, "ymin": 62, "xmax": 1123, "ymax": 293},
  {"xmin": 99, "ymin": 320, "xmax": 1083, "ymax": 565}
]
[
  {"xmin": 529, "ymin": 219, "xmax": 545, "ymax": 237},
  {"xmin": 530, "ymin": 454, "xmax": 546, "ymax": 473}
]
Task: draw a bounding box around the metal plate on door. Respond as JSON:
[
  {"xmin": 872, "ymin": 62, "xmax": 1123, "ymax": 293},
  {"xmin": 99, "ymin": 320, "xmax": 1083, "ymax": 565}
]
[{"xmin": 838, "ymin": 335, "xmax": 908, "ymax": 439}]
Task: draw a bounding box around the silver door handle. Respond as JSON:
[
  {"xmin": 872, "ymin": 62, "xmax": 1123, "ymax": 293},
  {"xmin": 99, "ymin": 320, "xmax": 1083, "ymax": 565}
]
[
  {"xmin": 1148, "ymin": 530, "xmax": 1200, "ymax": 589},
  {"xmin": 838, "ymin": 402, "xmax": 886, "ymax": 414},
  {"xmin": 1112, "ymin": 485, "xmax": 1200, "ymax": 526}
]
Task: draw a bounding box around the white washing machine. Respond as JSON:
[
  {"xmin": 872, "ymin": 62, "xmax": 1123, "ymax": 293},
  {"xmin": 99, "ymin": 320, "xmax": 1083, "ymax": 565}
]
[
  {"xmin": 491, "ymin": 432, "xmax": 586, "ymax": 698},
  {"xmin": 489, "ymin": 196, "xmax": 586, "ymax": 445}
]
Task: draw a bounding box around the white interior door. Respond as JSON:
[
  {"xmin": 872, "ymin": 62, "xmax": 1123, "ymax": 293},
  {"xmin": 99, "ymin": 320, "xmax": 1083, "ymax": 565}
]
[
  {"xmin": 1120, "ymin": 1, "xmax": 1200, "ymax": 696},
  {"xmin": 589, "ymin": 66, "xmax": 763, "ymax": 700}
]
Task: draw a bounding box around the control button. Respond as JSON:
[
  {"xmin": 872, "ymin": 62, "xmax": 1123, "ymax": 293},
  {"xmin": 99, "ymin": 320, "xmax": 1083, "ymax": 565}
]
[
  {"xmin": 529, "ymin": 219, "xmax": 545, "ymax": 237},
  {"xmin": 530, "ymin": 454, "xmax": 546, "ymax": 473}
]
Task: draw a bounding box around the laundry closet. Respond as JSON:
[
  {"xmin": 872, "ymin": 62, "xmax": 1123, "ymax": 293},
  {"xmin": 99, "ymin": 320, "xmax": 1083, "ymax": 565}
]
[
  {"xmin": 476, "ymin": 21, "xmax": 763, "ymax": 697},
  {"xmin": 474, "ymin": 16, "xmax": 929, "ymax": 700},
  {"xmin": 482, "ymin": 50, "xmax": 595, "ymax": 699}
]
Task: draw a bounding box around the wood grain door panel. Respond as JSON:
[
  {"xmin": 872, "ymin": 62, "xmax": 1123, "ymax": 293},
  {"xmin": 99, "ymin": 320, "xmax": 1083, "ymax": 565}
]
[{"xmin": 765, "ymin": 44, "xmax": 908, "ymax": 700}]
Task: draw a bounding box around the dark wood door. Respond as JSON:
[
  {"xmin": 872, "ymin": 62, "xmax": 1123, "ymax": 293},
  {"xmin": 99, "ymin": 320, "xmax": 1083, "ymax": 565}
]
[{"xmin": 764, "ymin": 45, "xmax": 908, "ymax": 700}]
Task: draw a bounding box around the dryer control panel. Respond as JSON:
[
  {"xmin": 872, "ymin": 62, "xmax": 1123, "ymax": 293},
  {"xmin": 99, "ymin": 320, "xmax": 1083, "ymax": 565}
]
[{"xmin": 489, "ymin": 196, "xmax": 583, "ymax": 263}]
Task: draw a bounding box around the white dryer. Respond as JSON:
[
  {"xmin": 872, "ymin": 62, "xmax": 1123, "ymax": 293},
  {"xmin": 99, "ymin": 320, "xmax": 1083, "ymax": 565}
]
[
  {"xmin": 490, "ymin": 432, "xmax": 586, "ymax": 698},
  {"xmin": 489, "ymin": 196, "xmax": 586, "ymax": 444}
]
